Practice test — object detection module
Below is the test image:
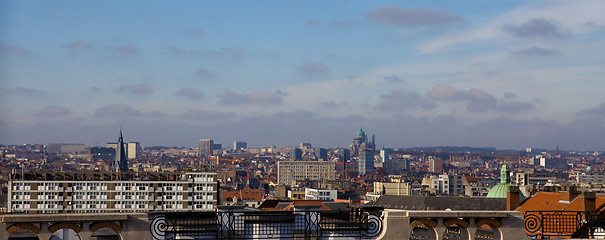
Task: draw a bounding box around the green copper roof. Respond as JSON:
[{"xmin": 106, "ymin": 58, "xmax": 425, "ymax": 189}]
[
  {"xmin": 487, "ymin": 163, "xmax": 525, "ymax": 198},
  {"xmin": 357, "ymin": 129, "xmax": 366, "ymax": 137}
]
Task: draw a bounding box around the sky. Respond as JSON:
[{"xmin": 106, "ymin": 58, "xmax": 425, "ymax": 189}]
[{"xmin": 1, "ymin": 1, "xmax": 604, "ymax": 151}]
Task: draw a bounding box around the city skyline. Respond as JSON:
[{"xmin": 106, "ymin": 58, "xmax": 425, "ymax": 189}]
[{"xmin": 1, "ymin": 1, "xmax": 605, "ymax": 150}]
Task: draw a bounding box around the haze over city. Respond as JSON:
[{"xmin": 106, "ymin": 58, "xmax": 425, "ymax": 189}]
[{"xmin": 1, "ymin": 1, "xmax": 604, "ymax": 150}]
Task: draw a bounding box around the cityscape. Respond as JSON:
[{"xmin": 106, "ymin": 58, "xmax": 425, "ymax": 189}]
[{"xmin": 2, "ymin": 1, "xmax": 605, "ymax": 240}]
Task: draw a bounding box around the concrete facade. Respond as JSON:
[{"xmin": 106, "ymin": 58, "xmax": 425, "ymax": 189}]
[
  {"xmin": 377, "ymin": 210, "xmax": 526, "ymax": 240},
  {"xmin": 1, "ymin": 213, "xmax": 150, "ymax": 240}
]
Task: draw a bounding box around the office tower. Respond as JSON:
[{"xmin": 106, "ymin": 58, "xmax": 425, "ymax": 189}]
[
  {"xmin": 358, "ymin": 149, "xmax": 375, "ymax": 175},
  {"xmin": 277, "ymin": 161, "xmax": 335, "ymax": 186},
  {"xmin": 126, "ymin": 142, "xmax": 141, "ymax": 160},
  {"xmin": 114, "ymin": 130, "xmax": 128, "ymax": 171},
  {"xmin": 8, "ymin": 171, "xmax": 217, "ymax": 213},
  {"xmin": 380, "ymin": 149, "xmax": 390, "ymax": 163},
  {"xmin": 234, "ymin": 141, "xmax": 247, "ymax": 150},
  {"xmin": 300, "ymin": 143, "xmax": 312, "ymax": 148},
  {"xmin": 198, "ymin": 139, "xmax": 214, "ymax": 157},
  {"xmin": 429, "ymin": 157, "xmax": 443, "ymax": 173},
  {"xmin": 289, "ymin": 148, "xmax": 302, "ymax": 161},
  {"xmin": 386, "ymin": 158, "xmax": 410, "ymax": 174},
  {"xmin": 314, "ymin": 148, "xmax": 328, "ymax": 161}
]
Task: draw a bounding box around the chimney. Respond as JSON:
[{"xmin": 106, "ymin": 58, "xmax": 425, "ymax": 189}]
[
  {"xmin": 581, "ymin": 191, "xmax": 596, "ymax": 212},
  {"xmin": 559, "ymin": 187, "xmax": 580, "ymax": 202},
  {"xmin": 507, "ymin": 186, "xmax": 520, "ymax": 211}
]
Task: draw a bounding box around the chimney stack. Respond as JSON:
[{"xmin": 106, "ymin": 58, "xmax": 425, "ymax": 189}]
[
  {"xmin": 581, "ymin": 191, "xmax": 596, "ymax": 212},
  {"xmin": 507, "ymin": 186, "xmax": 520, "ymax": 211}
]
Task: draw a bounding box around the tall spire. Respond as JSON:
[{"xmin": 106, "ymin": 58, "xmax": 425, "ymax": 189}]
[{"xmin": 114, "ymin": 128, "xmax": 128, "ymax": 171}]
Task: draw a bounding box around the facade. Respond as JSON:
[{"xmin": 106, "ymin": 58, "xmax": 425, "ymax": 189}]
[
  {"xmin": 431, "ymin": 174, "xmax": 465, "ymax": 196},
  {"xmin": 358, "ymin": 149, "xmax": 375, "ymax": 175},
  {"xmin": 304, "ymin": 188, "xmax": 337, "ymax": 201},
  {"xmin": 314, "ymin": 148, "xmax": 328, "ymax": 161},
  {"xmin": 289, "ymin": 148, "xmax": 302, "ymax": 161},
  {"xmin": 127, "ymin": 142, "xmax": 141, "ymax": 160},
  {"xmin": 428, "ymin": 157, "xmax": 443, "ymax": 173},
  {"xmin": 277, "ymin": 161, "xmax": 335, "ymax": 186},
  {"xmin": 386, "ymin": 158, "xmax": 409, "ymax": 174},
  {"xmin": 46, "ymin": 143, "xmax": 86, "ymax": 155},
  {"xmin": 233, "ymin": 141, "xmax": 247, "ymax": 150},
  {"xmin": 198, "ymin": 139, "xmax": 214, "ymax": 157},
  {"xmin": 577, "ymin": 172, "xmax": 605, "ymax": 185},
  {"xmin": 8, "ymin": 171, "xmax": 217, "ymax": 213},
  {"xmin": 379, "ymin": 149, "xmax": 389, "ymax": 163}
]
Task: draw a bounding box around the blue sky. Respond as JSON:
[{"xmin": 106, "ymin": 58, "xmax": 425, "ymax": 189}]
[{"xmin": 1, "ymin": 1, "xmax": 605, "ymax": 150}]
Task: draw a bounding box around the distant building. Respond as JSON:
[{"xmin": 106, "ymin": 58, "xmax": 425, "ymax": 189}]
[
  {"xmin": 47, "ymin": 143, "xmax": 86, "ymax": 155},
  {"xmin": 126, "ymin": 142, "xmax": 141, "ymax": 160},
  {"xmin": 314, "ymin": 148, "xmax": 328, "ymax": 161},
  {"xmin": 429, "ymin": 174, "xmax": 465, "ymax": 196},
  {"xmin": 8, "ymin": 170, "xmax": 217, "ymax": 213},
  {"xmin": 233, "ymin": 141, "xmax": 247, "ymax": 150},
  {"xmin": 379, "ymin": 149, "xmax": 390, "ymax": 163},
  {"xmin": 358, "ymin": 149, "xmax": 375, "ymax": 175},
  {"xmin": 213, "ymin": 143, "xmax": 222, "ymax": 151},
  {"xmin": 577, "ymin": 172, "xmax": 605, "ymax": 185},
  {"xmin": 386, "ymin": 158, "xmax": 410, "ymax": 174},
  {"xmin": 289, "ymin": 148, "xmax": 302, "ymax": 161},
  {"xmin": 338, "ymin": 149, "xmax": 350, "ymax": 161},
  {"xmin": 198, "ymin": 139, "xmax": 214, "ymax": 157},
  {"xmin": 428, "ymin": 157, "xmax": 443, "ymax": 173},
  {"xmin": 349, "ymin": 129, "xmax": 375, "ymax": 157},
  {"xmin": 367, "ymin": 180, "xmax": 411, "ymax": 201},
  {"xmin": 277, "ymin": 161, "xmax": 335, "ymax": 186},
  {"xmin": 304, "ymin": 188, "xmax": 337, "ymax": 201},
  {"xmin": 300, "ymin": 143, "xmax": 312, "ymax": 148},
  {"xmin": 88, "ymin": 147, "xmax": 115, "ymax": 161},
  {"xmin": 114, "ymin": 130, "xmax": 128, "ymax": 171}
]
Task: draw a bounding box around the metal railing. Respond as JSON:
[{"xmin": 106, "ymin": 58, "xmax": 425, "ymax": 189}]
[
  {"xmin": 524, "ymin": 211, "xmax": 605, "ymax": 239},
  {"xmin": 149, "ymin": 208, "xmax": 383, "ymax": 239}
]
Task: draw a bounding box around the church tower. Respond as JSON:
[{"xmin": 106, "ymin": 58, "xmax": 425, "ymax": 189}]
[{"xmin": 114, "ymin": 129, "xmax": 128, "ymax": 171}]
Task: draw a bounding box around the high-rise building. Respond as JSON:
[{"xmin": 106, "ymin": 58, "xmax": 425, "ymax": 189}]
[
  {"xmin": 8, "ymin": 171, "xmax": 217, "ymax": 213},
  {"xmin": 289, "ymin": 148, "xmax": 302, "ymax": 161},
  {"xmin": 114, "ymin": 130, "xmax": 128, "ymax": 171},
  {"xmin": 198, "ymin": 139, "xmax": 214, "ymax": 157},
  {"xmin": 300, "ymin": 143, "xmax": 312, "ymax": 148},
  {"xmin": 126, "ymin": 142, "xmax": 141, "ymax": 160},
  {"xmin": 386, "ymin": 158, "xmax": 410, "ymax": 174},
  {"xmin": 380, "ymin": 149, "xmax": 390, "ymax": 163},
  {"xmin": 358, "ymin": 149, "xmax": 375, "ymax": 175},
  {"xmin": 233, "ymin": 141, "xmax": 247, "ymax": 150},
  {"xmin": 314, "ymin": 148, "xmax": 328, "ymax": 161},
  {"xmin": 277, "ymin": 161, "xmax": 335, "ymax": 186},
  {"xmin": 429, "ymin": 157, "xmax": 443, "ymax": 173}
]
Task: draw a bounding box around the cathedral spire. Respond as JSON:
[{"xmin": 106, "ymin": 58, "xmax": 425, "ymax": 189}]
[{"xmin": 114, "ymin": 128, "xmax": 128, "ymax": 171}]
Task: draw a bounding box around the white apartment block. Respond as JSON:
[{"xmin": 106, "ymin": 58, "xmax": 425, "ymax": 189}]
[
  {"xmin": 277, "ymin": 161, "xmax": 335, "ymax": 186},
  {"xmin": 9, "ymin": 171, "xmax": 217, "ymax": 213},
  {"xmin": 304, "ymin": 188, "xmax": 338, "ymax": 201}
]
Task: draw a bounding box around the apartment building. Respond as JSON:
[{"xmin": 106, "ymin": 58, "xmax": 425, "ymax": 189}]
[
  {"xmin": 277, "ymin": 161, "xmax": 335, "ymax": 186},
  {"xmin": 8, "ymin": 170, "xmax": 217, "ymax": 213}
]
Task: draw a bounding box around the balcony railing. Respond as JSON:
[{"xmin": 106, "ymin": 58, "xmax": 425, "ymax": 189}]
[
  {"xmin": 524, "ymin": 211, "xmax": 605, "ymax": 239},
  {"xmin": 148, "ymin": 207, "xmax": 383, "ymax": 239}
]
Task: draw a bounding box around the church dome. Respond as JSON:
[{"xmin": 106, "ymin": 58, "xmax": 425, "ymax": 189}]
[
  {"xmin": 357, "ymin": 129, "xmax": 366, "ymax": 137},
  {"xmin": 486, "ymin": 163, "xmax": 525, "ymax": 198}
]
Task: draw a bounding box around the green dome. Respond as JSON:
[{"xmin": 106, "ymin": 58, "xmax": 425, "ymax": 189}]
[
  {"xmin": 357, "ymin": 129, "xmax": 366, "ymax": 137},
  {"xmin": 486, "ymin": 183, "xmax": 515, "ymax": 198},
  {"xmin": 487, "ymin": 163, "xmax": 525, "ymax": 198}
]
